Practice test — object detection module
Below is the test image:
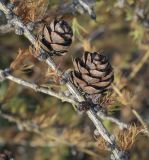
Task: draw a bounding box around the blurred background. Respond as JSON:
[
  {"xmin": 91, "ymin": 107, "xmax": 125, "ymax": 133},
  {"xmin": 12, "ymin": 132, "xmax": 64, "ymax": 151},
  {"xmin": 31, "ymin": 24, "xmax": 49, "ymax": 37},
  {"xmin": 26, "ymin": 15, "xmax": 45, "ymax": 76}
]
[{"xmin": 0, "ymin": 0, "xmax": 149, "ymax": 160}]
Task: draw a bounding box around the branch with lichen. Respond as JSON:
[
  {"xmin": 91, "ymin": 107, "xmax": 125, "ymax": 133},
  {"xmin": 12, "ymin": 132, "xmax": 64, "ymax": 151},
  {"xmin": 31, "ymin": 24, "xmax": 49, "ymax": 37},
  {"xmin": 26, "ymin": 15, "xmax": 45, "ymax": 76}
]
[{"xmin": 0, "ymin": 1, "xmax": 128, "ymax": 160}]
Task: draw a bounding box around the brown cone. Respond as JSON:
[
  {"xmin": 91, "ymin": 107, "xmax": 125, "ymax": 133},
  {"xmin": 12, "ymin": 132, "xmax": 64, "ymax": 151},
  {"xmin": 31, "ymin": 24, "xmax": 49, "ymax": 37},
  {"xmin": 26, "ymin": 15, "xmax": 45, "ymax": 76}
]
[
  {"xmin": 41, "ymin": 19, "xmax": 73, "ymax": 56},
  {"xmin": 69, "ymin": 52, "xmax": 114, "ymax": 96}
]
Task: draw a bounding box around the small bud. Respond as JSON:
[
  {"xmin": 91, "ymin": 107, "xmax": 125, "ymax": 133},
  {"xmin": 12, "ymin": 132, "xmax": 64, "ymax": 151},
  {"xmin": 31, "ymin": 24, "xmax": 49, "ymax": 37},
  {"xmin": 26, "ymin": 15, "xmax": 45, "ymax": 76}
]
[
  {"xmin": 15, "ymin": 27, "xmax": 24, "ymax": 35},
  {"xmin": 38, "ymin": 49, "xmax": 49, "ymax": 60},
  {"xmin": 3, "ymin": 68, "xmax": 11, "ymax": 76},
  {"xmin": 0, "ymin": 68, "xmax": 11, "ymax": 82},
  {"xmin": 27, "ymin": 22, "xmax": 35, "ymax": 31},
  {"xmin": 94, "ymin": 129, "xmax": 100, "ymax": 136},
  {"xmin": 64, "ymin": 90, "xmax": 71, "ymax": 97}
]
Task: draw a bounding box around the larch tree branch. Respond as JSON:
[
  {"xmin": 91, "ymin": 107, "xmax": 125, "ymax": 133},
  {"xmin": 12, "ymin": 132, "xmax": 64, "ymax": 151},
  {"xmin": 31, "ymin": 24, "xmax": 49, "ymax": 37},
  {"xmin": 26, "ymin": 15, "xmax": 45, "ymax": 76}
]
[
  {"xmin": 0, "ymin": 1, "xmax": 128, "ymax": 160},
  {"xmin": 0, "ymin": 69, "xmax": 76, "ymax": 104},
  {"xmin": 0, "ymin": 69, "xmax": 128, "ymax": 130}
]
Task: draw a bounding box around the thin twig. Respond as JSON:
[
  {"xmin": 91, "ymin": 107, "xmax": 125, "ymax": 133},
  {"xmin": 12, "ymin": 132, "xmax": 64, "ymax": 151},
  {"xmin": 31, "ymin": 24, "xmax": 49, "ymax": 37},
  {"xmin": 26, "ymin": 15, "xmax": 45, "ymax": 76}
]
[
  {"xmin": 97, "ymin": 112, "xmax": 129, "ymax": 130},
  {"xmin": 132, "ymin": 109, "xmax": 149, "ymax": 136},
  {"xmin": 112, "ymin": 84, "xmax": 127, "ymax": 105},
  {"xmin": 0, "ymin": 110, "xmax": 40, "ymax": 134},
  {"xmin": 0, "ymin": 70, "xmax": 76, "ymax": 104},
  {"xmin": 0, "ymin": 2, "xmax": 127, "ymax": 159},
  {"xmin": 129, "ymin": 49, "xmax": 149, "ymax": 80}
]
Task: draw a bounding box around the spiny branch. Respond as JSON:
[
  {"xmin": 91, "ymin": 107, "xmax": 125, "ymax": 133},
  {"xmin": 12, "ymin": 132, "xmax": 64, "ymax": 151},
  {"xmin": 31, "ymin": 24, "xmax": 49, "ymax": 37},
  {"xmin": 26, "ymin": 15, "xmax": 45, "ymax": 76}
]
[{"xmin": 0, "ymin": 1, "xmax": 128, "ymax": 159}]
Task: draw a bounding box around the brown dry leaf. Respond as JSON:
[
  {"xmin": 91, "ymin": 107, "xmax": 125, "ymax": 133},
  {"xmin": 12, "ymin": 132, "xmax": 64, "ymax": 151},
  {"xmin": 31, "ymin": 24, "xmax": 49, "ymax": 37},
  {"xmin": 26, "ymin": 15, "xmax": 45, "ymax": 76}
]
[
  {"xmin": 99, "ymin": 91, "xmax": 116, "ymax": 108},
  {"xmin": 95, "ymin": 136, "xmax": 108, "ymax": 151},
  {"xmin": 13, "ymin": 0, "xmax": 49, "ymax": 23},
  {"xmin": 10, "ymin": 48, "xmax": 30, "ymax": 71},
  {"xmin": 116, "ymin": 125, "xmax": 142, "ymax": 151},
  {"xmin": 96, "ymin": 125, "xmax": 143, "ymax": 151}
]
